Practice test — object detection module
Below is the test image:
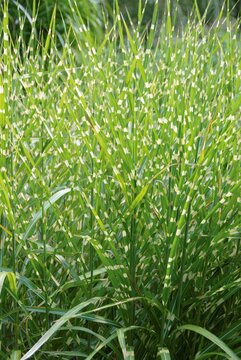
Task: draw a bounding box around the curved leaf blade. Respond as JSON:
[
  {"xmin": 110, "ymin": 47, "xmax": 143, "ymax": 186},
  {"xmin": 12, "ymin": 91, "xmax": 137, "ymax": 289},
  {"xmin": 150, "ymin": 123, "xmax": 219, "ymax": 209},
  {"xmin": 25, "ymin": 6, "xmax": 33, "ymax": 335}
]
[{"xmin": 179, "ymin": 324, "xmax": 239, "ymax": 360}]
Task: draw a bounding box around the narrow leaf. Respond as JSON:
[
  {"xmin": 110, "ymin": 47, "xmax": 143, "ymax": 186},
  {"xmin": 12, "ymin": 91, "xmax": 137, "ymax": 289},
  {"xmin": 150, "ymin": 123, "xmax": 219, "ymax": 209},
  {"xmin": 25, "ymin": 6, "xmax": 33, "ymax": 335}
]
[{"xmin": 179, "ymin": 325, "xmax": 239, "ymax": 360}]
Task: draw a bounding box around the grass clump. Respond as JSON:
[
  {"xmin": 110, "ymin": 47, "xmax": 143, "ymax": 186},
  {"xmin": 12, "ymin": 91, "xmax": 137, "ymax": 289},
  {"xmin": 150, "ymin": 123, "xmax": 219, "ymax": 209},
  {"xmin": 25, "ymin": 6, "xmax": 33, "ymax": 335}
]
[{"xmin": 0, "ymin": 1, "xmax": 241, "ymax": 359}]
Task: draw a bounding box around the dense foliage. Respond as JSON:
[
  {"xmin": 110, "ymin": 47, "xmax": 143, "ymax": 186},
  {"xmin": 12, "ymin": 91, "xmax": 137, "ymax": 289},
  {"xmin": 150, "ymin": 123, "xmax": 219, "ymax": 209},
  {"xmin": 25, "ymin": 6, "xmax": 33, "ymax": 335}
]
[
  {"xmin": 120, "ymin": 0, "xmax": 241, "ymax": 23},
  {"xmin": 3, "ymin": 0, "xmax": 110, "ymax": 45},
  {"xmin": 3, "ymin": 0, "xmax": 241, "ymax": 44},
  {"xmin": 0, "ymin": 1, "xmax": 241, "ymax": 359}
]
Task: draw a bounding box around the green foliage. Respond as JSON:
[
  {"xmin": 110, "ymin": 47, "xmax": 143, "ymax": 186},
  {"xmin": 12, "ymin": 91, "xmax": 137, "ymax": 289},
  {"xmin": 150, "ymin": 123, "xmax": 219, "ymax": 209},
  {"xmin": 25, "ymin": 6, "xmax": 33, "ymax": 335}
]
[
  {"xmin": 3, "ymin": 0, "xmax": 110, "ymax": 46},
  {"xmin": 117, "ymin": 0, "xmax": 241, "ymax": 25},
  {"xmin": 3, "ymin": 0, "xmax": 241, "ymax": 47},
  {"xmin": 0, "ymin": 1, "xmax": 241, "ymax": 359}
]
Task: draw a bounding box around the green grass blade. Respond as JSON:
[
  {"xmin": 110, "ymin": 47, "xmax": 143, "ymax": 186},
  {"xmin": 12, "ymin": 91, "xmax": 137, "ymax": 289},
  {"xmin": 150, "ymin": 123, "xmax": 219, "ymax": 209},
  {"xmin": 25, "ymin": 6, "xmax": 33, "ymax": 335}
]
[
  {"xmin": 22, "ymin": 188, "xmax": 71, "ymax": 241},
  {"xmin": 157, "ymin": 348, "xmax": 171, "ymax": 360},
  {"xmin": 179, "ymin": 325, "xmax": 239, "ymax": 360},
  {"xmin": 9, "ymin": 350, "xmax": 21, "ymax": 360},
  {"xmin": 0, "ymin": 72, "xmax": 5, "ymax": 128},
  {"xmin": 20, "ymin": 298, "xmax": 100, "ymax": 360},
  {"xmin": 0, "ymin": 271, "xmax": 17, "ymax": 296}
]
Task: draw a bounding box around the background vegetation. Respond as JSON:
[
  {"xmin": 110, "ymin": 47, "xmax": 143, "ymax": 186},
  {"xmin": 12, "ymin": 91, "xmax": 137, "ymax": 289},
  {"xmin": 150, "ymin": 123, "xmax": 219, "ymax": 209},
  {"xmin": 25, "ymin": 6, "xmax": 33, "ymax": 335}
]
[
  {"xmin": 3, "ymin": 0, "xmax": 241, "ymax": 44},
  {"xmin": 0, "ymin": 1, "xmax": 241, "ymax": 360}
]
